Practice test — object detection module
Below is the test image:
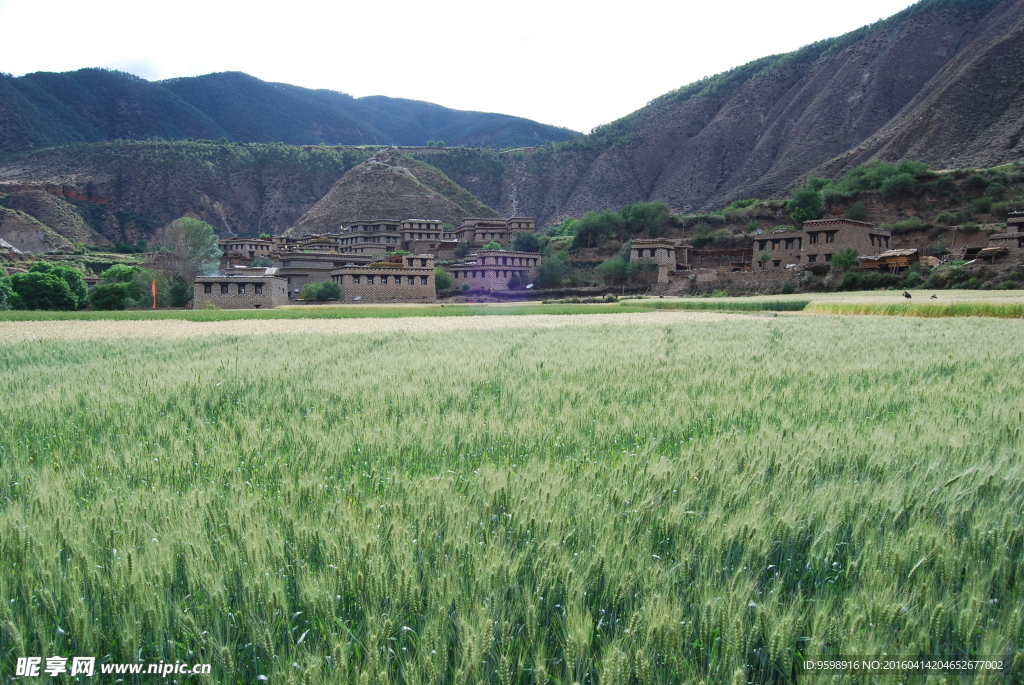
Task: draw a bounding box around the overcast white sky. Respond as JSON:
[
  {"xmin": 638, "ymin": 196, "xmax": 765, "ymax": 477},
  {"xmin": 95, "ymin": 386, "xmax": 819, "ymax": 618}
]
[{"xmin": 0, "ymin": 0, "xmax": 919, "ymax": 133}]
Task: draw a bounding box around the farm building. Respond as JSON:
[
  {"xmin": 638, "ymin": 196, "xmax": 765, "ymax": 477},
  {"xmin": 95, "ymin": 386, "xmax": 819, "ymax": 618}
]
[
  {"xmin": 753, "ymin": 220, "xmax": 892, "ymax": 269},
  {"xmin": 859, "ymin": 248, "xmax": 920, "ymax": 272},
  {"xmin": 193, "ymin": 268, "xmax": 288, "ymax": 309},
  {"xmin": 445, "ymin": 250, "xmax": 541, "ymax": 292},
  {"xmin": 331, "ymin": 254, "xmax": 436, "ymax": 303}
]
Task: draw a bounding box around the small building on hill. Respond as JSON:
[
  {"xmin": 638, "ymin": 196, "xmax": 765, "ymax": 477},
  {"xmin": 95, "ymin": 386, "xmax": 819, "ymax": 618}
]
[
  {"xmin": 631, "ymin": 238, "xmax": 682, "ymax": 283},
  {"xmin": 986, "ymin": 211, "xmax": 1024, "ymax": 259},
  {"xmin": 859, "ymin": 248, "xmax": 919, "ymax": 272},
  {"xmin": 753, "ymin": 219, "xmax": 892, "ymax": 269}
]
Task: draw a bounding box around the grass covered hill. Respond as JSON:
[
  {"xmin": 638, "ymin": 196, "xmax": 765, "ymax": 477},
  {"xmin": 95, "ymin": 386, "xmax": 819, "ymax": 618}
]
[{"xmin": 0, "ymin": 69, "xmax": 578, "ymax": 155}]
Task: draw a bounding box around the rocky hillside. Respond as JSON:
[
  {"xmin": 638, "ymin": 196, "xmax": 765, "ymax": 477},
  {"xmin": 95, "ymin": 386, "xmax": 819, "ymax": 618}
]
[
  {"xmin": 0, "ymin": 70, "xmax": 578, "ymax": 156},
  {"xmin": 476, "ymin": 0, "xmax": 1024, "ymax": 224},
  {"xmin": 286, "ymin": 151, "xmax": 498, "ymax": 235},
  {"xmin": 0, "ymin": 141, "xmax": 375, "ymax": 249},
  {"xmin": 1, "ymin": 0, "xmax": 1021, "ymax": 248}
]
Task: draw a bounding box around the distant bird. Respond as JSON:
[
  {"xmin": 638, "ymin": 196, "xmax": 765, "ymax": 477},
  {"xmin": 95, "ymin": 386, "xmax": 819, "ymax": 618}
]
[
  {"xmin": 902, "ymin": 291, "xmax": 912, "ymax": 299},
  {"xmin": 930, "ymin": 294, "xmax": 937, "ymax": 299}
]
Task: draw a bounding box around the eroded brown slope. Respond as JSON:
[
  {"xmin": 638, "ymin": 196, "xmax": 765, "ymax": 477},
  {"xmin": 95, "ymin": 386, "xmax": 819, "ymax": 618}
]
[
  {"xmin": 484, "ymin": 0, "xmax": 1023, "ymax": 224},
  {"xmin": 285, "ymin": 151, "xmax": 499, "ymax": 236}
]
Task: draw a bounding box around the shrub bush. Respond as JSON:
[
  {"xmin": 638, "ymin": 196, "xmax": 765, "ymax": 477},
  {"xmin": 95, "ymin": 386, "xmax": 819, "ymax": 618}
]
[
  {"xmin": 881, "ymin": 217, "xmax": 930, "ymax": 234},
  {"xmin": 434, "ymin": 267, "xmax": 452, "ymax": 292},
  {"xmin": 969, "ymin": 197, "xmax": 993, "ymax": 214},
  {"xmin": 880, "ymin": 173, "xmax": 918, "ymax": 198},
  {"xmin": 302, "ymin": 281, "xmax": 340, "ymax": 301},
  {"xmin": 844, "ymin": 203, "xmax": 868, "ymax": 221},
  {"xmin": 9, "ymin": 272, "xmax": 78, "ymax": 310},
  {"xmin": 512, "ymin": 232, "xmax": 540, "ymax": 252},
  {"xmin": 29, "ymin": 263, "xmax": 87, "ymax": 309},
  {"xmin": 88, "ymin": 282, "xmax": 131, "ymax": 310}
]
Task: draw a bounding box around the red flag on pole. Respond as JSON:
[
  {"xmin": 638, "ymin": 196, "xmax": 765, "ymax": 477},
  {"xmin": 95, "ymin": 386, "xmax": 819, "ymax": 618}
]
[{"xmin": 151, "ymin": 279, "xmax": 157, "ymax": 308}]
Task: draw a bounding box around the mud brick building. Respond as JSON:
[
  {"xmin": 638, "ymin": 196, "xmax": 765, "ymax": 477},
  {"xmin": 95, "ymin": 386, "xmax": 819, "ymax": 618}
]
[
  {"xmin": 402, "ymin": 219, "xmax": 444, "ymax": 242},
  {"xmin": 630, "ymin": 238, "xmax": 683, "ymax": 283},
  {"xmin": 753, "ymin": 219, "xmax": 891, "ymax": 269},
  {"xmin": 193, "ymin": 270, "xmax": 288, "ymax": 309},
  {"xmin": 987, "ymin": 212, "xmax": 1024, "ymax": 258},
  {"xmin": 401, "ymin": 219, "xmax": 456, "ymax": 256},
  {"xmin": 450, "ymin": 217, "xmax": 536, "ymax": 248},
  {"xmin": 331, "ymin": 254, "xmax": 436, "ymax": 303},
  {"xmin": 219, "ymin": 238, "xmax": 274, "ymax": 261},
  {"xmin": 276, "ymin": 253, "xmax": 373, "ymax": 300},
  {"xmin": 446, "ymin": 250, "xmax": 541, "ymax": 291},
  {"xmin": 338, "ymin": 220, "xmax": 403, "ymax": 249}
]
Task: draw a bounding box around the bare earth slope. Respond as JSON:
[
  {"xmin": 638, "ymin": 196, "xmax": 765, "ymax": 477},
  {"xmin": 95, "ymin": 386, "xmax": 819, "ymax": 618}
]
[
  {"xmin": 285, "ymin": 150, "xmax": 499, "ymax": 236},
  {"xmin": 480, "ymin": 0, "xmax": 1024, "ymax": 223},
  {"xmin": 0, "ymin": 0, "xmax": 1020, "ymax": 241}
]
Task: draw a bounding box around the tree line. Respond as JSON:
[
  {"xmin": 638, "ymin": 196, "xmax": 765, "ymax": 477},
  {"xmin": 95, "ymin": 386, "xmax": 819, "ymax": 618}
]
[{"xmin": 0, "ymin": 217, "xmax": 220, "ymax": 311}]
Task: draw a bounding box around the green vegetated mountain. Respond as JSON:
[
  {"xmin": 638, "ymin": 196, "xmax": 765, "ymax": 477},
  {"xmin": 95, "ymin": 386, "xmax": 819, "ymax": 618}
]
[
  {"xmin": 286, "ymin": 150, "xmax": 499, "ymax": 236},
  {"xmin": 1, "ymin": 0, "xmax": 1022, "ymax": 249},
  {"xmin": 0, "ymin": 69, "xmax": 578, "ymax": 155}
]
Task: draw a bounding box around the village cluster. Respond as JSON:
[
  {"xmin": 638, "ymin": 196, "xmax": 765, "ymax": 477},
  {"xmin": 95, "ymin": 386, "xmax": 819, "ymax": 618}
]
[
  {"xmin": 192, "ymin": 217, "xmax": 540, "ymax": 308},
  {"xmin": 191, "ymin": 213, "xmax": 1024, "ymax": 308}
]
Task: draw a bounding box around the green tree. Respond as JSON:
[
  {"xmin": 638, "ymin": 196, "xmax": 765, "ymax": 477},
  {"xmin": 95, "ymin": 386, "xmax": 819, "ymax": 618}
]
[
  {"xmin": 512, "ymin": 232, "xmax": 540, "ymax": 252},
  {"xmin": 845, "ymin": 202, "xmax": 868, "ymax": 221},
  {"xmin": 434, "ymin": 266, "xmax": 452, "ymax": 292},
  {"xmin": 758, "ymin": 251, "xmax": 772, "ymax": 265},
  {"xmin": 880, "ymin": 173, "xmax": 917, "ymax": 199},
  {"xmin": 787, "ymin": 181, "xmax": 824, "ymax": 224},
  {"xmin": 595, "ymin": 257, "xmax": 628, "ymax": 285},
  {"xmin": 0, "ymin": 274, "xmax": 14, "ymax": 310},
  {"xmin": 831, "ymin": 247, "xmax": 860, "ymax": 270},
  {"xmin": 427, "ymin": 141, "xmax": 436, "ymax": 148},
  {"xmin": 483, "ymin": 241, "xmax": 501, "ymax": 250},
  {"xmin": 9, "ymin": 272, "xmax": 77, "ymax": 310},
  {"xmin": 155, "ymin": 217, "xmax": 221, "ymax": 284},
  {"xmin": 29, "ymin": 263, "xmax": 87, "ymax": 309},
  {"xmin": 569, "ymin": 210, "xmax": 623, "ymax": 248},
  {"xmin": 302, "ymin": 280, "xmax": 340, "ymax": 301},
  {"xmin": 251, "ymin": 256, "xmax": 273, "ymax": 268},
  {"xmin": 88, "ymin": 282, "xmax": 131, "ymax": 310},
  {"xmin": 99, "ymin": 264, "xmax": 165, "ymax": 307},
  {"xmin": 621, "ymin": 202, "xmax": 671, "ymax": 237},
  {"xmin": 454, "ymin": 241, "xmax": 470, "ymax": 259},
  {"xmin": 258, "ymin": 233, "xmax": 271, "ymax": 240},
  {"xmin": 435, "ymin": 140, "xmax": 445, "ymax": 148},
  {"xmin": 169, "ymin": 273, "xmax": 192, "ymax": 307},
  {"xmin": 534, "ymin": 252, "xmax": 570, "ymax": 288}
]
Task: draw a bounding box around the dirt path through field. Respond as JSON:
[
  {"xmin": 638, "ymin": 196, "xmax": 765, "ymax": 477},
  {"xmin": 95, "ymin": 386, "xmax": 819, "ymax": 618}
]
[{"xmin": 0, "ymin": 311, "xmax": 763, "ymax": 342}]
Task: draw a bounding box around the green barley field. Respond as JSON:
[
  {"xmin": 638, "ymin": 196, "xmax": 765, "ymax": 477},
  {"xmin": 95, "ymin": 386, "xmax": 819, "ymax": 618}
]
[{"xmin": 1, "ymin": 312, "xmax": 1022, "ymax": 683}]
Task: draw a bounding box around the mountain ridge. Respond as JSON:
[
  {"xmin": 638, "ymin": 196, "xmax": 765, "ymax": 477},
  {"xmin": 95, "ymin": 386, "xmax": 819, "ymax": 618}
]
[
  {"xmin": 0, "ymin": 69, "xmax": 578, "ymax": 155},
  {"xmin": 1, "ymin": 0, "xmax": 1022, "ymax": 242}
]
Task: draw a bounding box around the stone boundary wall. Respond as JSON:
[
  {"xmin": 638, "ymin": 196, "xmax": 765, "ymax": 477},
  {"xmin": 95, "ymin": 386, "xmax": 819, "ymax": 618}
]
[{"xmin": 685, "ymin": 269, "xmax": 798, "ymax": 295}]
